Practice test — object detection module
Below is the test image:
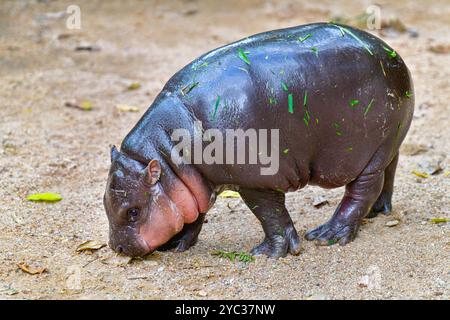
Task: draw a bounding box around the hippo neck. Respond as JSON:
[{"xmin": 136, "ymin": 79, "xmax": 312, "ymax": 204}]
[{"xmin": 121, "ymin": 91, "xmax": 214, "ymax": 214}]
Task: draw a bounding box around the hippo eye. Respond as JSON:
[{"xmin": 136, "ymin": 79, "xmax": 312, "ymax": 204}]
[{"xmin": 127, "ymin": 208, "xmax": 140, "ymax": 222}]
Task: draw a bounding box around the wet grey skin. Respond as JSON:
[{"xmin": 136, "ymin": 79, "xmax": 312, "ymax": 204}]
[{"xmin": 104, "ymin": 22, "xmax": 414, "ymax": 258}]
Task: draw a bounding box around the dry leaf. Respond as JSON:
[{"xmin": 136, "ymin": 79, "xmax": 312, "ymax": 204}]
[
  {"xmin": 358, "ymin": 276, "xmax": 369, "ymax": 288},
  {"xmin": 197, "ymin": 290, "xmax": 208, "ymax": 297},
  {"xmin": 412, "ymin": 170, "xmax": 429, "ymax": 178},
  {"xmin": 143, "ymin": 251, "xmax": 161, "ymax": 261},
  {"xmin": 127, "ymin": 82, "xmax": 141, "ymax": 90},
  {"xmin": 429, "ymin": 218, "xmax": 449, "ymax": 224},
  {"xmin": 385, "ymin": 219, "xmax": 400, "ymax": 227},
  {"xmin": 0, "ymin": 283, "xmax": 18, "ymax": 296},
  {"xmin": 27, "ymin": 193, "xmax": 62, "ymax": 202},
  {"xmin": 381, "ymin": 18, "xmax": 407, "ymax": 33},
  {"xmin": 429, "ymin": 43, "xmax": 450, "ymax": 54},
  {"xmin": 80, "ymin": 101, "xmax": 93, "ymax": 110},
  {"xmin": 76, "ymin": 240, "xmax": 106, "ymax": 252},
  {"xmin": 75, "ymin": 42, "xmax": 101, "ymax": 51},
  {"xmin": 101, "ymin": 254, "xmax": 134, "ymax": 267},
  {"xmin": 305, "ymin": 293, "xmax": 329, "ymax": 300},
  {"xmin": 3, "ymin": 140, "xmax": 17, "ymax": 155},
  {"xmin": 219, "ymin": 190, "xmax": 240, "ymax": 198},
  {"xmin": 312, "ymin": 196, "xmax": 329, "ymax": 208},
  {"xmin": 65, "ymin": 100, "xmax": 93, "ymax": 111},
  {"xmin": 417, "ymin": 156, "xmax": 444, "ymax": 176},
  {"xmin": 116, "ymin": 104, "xmax": 139, "ymax": 112},
  {"xmin": 17, "ymin": 262, "xmax": 46, "ymax": 275},
  {"xmin": 400, "ymin": 143, "xmax": 429, "ymax": 156}
]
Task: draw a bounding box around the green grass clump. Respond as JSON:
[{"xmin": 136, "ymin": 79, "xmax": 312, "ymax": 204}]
[{"xmin": 211, "ymin": 250, "xmax": 255, "ymax": 263}]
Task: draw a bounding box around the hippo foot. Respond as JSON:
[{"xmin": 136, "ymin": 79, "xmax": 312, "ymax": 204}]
[
  {"xmin": 157, "ymin": 232, "xmax": 200, "ymax": 252},
  {"xmin": 305, "ymin": 220, "xmax": 359, "ymax": 246},
  {"xmin": 366, "ymin": 192, "xmax": 392, "ymax": 218},
  {"xmin": 174, "ymin": 237, "xmax": 199, "ymax": 252},
  {"xmin": 251, "ymin": 226, "xmax": 302, "ymax": 258}
]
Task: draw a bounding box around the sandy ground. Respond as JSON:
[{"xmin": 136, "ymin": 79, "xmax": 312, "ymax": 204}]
[{"xmin": 0, "ymin": 0, "xmax": 449, "ymax": 300}]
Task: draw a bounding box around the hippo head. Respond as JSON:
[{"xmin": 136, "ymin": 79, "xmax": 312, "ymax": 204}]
[{"xmin": 103, "ymin": 146, "xmax": 199, "ymax": 257}]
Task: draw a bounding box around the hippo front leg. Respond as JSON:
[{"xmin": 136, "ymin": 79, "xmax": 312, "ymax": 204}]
[
  {"xmin": 305, "ymin": 167, "xmax": 385, "ymax": 246},
  {"xmin": 158, "ymin": 213, "xmax": 206, "ymax": 252},
  {"xmin": 239, "ymin": 189, "xmax": 302, "ymax": 258}
]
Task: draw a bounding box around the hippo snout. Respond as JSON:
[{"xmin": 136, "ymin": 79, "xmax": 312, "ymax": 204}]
[{"xmin": 109, "ymin": 228, "xmax": 151, "ymax": 257}]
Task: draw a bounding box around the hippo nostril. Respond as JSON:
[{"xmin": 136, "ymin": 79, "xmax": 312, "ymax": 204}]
[{"xmin": 116, "ymin": 245, "xmax": 124, "ymax": 253}]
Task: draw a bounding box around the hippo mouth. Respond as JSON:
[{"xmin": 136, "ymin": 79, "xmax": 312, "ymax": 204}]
[{"xmin": 136, "ymin": 234, "xmax": 153, "ymax": 255}]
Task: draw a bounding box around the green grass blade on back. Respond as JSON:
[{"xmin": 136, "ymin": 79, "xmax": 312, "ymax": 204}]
[{"xmin": 237, "ymin": 48, "xmax": 251, "ymax": 65}]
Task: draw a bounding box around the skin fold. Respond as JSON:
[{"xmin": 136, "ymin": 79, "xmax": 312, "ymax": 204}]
[{"xmin": 103, "ymin": 23, "xmax": 414, "ymax": 258}]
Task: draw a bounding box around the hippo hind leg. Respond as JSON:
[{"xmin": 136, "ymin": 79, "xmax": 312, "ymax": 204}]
[
  {"xmin": 366, "ymin": 153, "xmax": 399, "ymax": 218},
  {"xmin": 305, "ymin": 155, "xmax": 386, "ymax": 246},
  {"xmin": 239, "ymin": 188, "xmax": 302, "ymax": 258},
  {"xmin": 157, "ymin": 213, "xmax": 206, "ymax": 252}
]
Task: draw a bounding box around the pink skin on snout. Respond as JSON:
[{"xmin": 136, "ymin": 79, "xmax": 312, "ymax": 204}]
[
  {"xmin": 139, "ymin": 184, "xmax": 184, "ymax": 251},
  {"xmin": 138, "ymin": 162, "xmax": 200, "ymax": 252}
]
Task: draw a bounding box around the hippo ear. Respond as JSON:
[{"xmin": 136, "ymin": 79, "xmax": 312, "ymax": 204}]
[
  {"xmin": 145, "ymin": 159, "xmax": 161, "ymax": 185},
  {"xmin": 110, "ymin": 145, "xmax": 119, "ymax": 162}
]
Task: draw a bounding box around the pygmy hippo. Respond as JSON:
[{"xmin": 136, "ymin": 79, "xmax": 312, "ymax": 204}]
[{"xmin": 104, "ymin": 23, "xmax": 414, "ymax": 258}]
